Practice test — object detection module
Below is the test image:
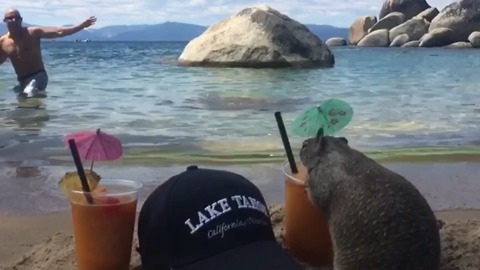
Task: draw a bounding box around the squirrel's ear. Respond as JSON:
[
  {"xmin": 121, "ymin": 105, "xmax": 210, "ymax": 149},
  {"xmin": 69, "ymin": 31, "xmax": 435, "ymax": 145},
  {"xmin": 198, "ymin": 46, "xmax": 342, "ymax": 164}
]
[{"xmin": 339, "ymin": 137, "xmax": 348, "ymax": 145}]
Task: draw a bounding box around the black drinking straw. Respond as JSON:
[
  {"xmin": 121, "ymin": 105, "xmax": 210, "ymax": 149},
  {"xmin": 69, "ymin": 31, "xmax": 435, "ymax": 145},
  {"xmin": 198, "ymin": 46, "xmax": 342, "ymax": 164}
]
[
  {"xmin": 68, "ymin": 139, "xmax": 94, "ymax": 204},
  {"xmin": 274, "ymin": 111, "xmax": 298, "ymax": 174},
  {"xmin": 316, "ymin": 127, "xmax": 324, "ymax": 142}
]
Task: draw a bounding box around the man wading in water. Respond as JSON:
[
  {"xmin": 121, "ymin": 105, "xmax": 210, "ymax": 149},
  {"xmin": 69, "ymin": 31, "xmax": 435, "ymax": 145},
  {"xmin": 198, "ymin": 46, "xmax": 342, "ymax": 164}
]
[{"xmin": 0, "ymin": 8, "xmax": 96, "ymax": 98}]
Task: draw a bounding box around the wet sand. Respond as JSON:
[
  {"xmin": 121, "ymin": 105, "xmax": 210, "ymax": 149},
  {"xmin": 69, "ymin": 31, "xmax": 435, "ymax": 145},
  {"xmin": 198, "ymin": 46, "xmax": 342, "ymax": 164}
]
[{"xmin": 1, "ymin": 161, "xmax": 480, "ymax": 215}]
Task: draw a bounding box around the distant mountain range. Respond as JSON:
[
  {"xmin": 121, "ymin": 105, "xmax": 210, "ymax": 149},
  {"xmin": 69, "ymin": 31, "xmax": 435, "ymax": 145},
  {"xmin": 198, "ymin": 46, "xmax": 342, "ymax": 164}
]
[{"xmin": 0, "ymin": 22, "xmax": 348, "ymax": 42}]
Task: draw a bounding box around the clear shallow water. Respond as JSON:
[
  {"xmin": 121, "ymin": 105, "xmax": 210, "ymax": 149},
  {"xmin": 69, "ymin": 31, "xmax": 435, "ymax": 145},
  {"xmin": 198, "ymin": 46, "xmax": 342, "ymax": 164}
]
[{"xmin": 0, "ymin": 41, "xmax": 480, "ymax": 166}]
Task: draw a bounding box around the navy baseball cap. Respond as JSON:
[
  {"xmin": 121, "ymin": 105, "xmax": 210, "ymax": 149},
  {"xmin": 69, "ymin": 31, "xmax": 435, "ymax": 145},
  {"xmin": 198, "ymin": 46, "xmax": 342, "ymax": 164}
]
[{"xmin": 137, "ymin": 165, "xmax": 303, "ymax": 270}]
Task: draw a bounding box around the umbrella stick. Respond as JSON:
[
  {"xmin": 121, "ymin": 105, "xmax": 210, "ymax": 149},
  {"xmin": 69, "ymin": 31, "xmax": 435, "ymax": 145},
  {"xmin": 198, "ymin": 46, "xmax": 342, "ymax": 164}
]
[{"xmin": 90, "ymin": 160, "xmax": 94, "ymax": 171}]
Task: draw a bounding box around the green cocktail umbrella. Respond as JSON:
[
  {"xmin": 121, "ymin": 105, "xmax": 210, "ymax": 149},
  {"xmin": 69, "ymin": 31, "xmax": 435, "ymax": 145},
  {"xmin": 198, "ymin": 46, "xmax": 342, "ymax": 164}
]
[{"xmin": 291, "ymin": 99, "xmax": 353, "ymax": 137}]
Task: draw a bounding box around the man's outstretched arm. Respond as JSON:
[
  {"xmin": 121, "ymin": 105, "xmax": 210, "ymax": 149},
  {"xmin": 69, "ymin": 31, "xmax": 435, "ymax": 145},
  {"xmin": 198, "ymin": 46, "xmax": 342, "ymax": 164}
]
[{"xmin": 31, "ymin": 16, "xmax": 97, "ymax": 39}]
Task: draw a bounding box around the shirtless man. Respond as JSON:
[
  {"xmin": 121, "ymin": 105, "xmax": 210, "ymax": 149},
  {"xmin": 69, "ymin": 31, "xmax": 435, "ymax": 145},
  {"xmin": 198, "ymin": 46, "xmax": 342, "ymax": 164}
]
[{"xmin": 0, "ymin": 8, "xmax": 96, "ymax": 97}]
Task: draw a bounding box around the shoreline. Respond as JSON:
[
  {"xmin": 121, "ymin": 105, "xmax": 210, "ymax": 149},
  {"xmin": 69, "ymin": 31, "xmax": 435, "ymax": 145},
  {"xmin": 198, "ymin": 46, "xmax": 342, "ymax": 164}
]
[
  {"xmin": 50, "ymin": 149, "xmax": 480, "ymax": 166},
  {"xmin": 1, "ymin": 160, "xmax": 480, "ymax": 215},
  {"xmin": 2, "ymin": 138, "xmax": 480, "ymax": 167},
  {"xmin": 24, "ymin": 147, "xmax": 480, "ymax": 165}
]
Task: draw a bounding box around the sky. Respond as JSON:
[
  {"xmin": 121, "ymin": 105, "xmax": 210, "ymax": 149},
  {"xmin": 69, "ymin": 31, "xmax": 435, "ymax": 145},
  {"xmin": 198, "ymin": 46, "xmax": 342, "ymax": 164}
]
[{"xmin": 4, "ymin": 0, "xmax": 454, "ymax": 28}]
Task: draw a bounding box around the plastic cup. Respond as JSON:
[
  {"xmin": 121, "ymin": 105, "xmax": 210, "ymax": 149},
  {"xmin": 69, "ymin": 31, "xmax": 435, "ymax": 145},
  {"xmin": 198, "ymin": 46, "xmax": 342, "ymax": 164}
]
[
  {"xmin": 282, "ymin": 161, "xmax": 333, "ymax": 266},
  {"xmin": 69, "ymin": 179, "xmax": 142, "ymax": 270}
]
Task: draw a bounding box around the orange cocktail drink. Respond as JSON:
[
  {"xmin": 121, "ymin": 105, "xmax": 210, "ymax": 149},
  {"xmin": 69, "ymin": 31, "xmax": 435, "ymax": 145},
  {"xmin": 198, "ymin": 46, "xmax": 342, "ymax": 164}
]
[
  {"xmin": 69, "ymin": 179, "xmax": 142, "ymax": 270},
  {"xmin": 282, "ymin": 161, "xmax": 333, "ymax": 266}
]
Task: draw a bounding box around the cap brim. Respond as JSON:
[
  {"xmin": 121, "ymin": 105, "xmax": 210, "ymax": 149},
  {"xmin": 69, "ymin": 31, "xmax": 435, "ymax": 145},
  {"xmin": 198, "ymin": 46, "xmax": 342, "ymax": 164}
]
[{"xmin": 176, "ymin": 240, "xmax": 304, "ymax": 270}]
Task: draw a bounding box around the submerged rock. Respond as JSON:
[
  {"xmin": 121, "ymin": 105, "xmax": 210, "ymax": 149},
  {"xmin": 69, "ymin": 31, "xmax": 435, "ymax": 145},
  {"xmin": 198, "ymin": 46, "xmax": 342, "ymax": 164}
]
[
  {"xmin": 177, "ymin": 5, "xmax": 334, "ymax": 68},
  {"xmin": 445, "ymin": 41, "xmax": 472, "ymax": 48},
  {"xmin": 401, "ymin": 40, "xmax": 421, "ymax": 47},
  {"xmin": 325, "ymin": 37, "xmax": 347, "ymax": 46}
]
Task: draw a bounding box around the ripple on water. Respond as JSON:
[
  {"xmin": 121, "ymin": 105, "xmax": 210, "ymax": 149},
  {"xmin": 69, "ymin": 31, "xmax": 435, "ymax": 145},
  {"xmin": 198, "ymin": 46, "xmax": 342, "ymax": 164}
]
[{"xmin": 0, "ymin": 44, "xmax": 479, "ymax": 163}]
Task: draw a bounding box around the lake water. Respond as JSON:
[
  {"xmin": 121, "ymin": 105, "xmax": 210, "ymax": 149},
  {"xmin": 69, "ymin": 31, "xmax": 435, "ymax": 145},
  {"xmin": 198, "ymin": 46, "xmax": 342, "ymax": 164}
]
[{"xmin": 1, "ymin": 41, "xmax": 480, "ymax": 166}]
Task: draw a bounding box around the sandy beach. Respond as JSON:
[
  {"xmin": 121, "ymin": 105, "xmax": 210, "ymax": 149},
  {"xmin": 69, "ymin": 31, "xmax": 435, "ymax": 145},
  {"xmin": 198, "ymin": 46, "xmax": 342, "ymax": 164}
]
[
  {"xmin": 0, "ymin": 207, "xmax": 479, "ymax": 270},
  {"xmin": 1, "ymin": 161, "xmax": 480, "ymax": 269}
]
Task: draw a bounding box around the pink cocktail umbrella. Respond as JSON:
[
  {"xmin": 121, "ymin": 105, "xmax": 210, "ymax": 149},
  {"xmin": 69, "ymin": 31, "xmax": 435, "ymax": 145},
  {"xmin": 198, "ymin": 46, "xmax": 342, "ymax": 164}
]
[{"xmin": 64, "ymin": 128, "xmax": 123, "ymax": 170}]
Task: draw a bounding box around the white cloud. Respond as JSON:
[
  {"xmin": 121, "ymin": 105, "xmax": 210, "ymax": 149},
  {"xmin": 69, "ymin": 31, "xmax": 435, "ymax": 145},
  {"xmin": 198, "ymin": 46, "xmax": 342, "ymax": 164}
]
[{"xmin": 3, "ymin": 0, "xmax": 456, "ymax": 27}]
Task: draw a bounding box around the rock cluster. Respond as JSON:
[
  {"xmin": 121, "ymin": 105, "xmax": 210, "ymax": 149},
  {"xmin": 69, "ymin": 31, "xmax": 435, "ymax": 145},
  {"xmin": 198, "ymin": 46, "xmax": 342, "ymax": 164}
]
[{"xmin": 326, "ymin": 0, "xmax": 480, "ymax": 48}]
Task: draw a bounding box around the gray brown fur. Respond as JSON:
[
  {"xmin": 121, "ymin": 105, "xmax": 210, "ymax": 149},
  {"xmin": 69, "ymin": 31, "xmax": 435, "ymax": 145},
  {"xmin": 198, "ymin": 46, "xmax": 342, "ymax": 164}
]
[{"xmin": 300, "ymin": 136, "xmax": 441, "ymax": 270}]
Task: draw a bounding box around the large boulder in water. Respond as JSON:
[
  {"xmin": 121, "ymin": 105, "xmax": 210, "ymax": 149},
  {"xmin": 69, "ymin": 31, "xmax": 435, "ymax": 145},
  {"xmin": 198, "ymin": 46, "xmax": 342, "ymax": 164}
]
[
  {"xmin": 379, "ymin": 0, "xmax": 431, "ymax": 20},
  {"xmin": 348, "ymin": 16, "xmax": 377, "ymax": 45},
  {"xmin": 415, "ymin": 7, "xmax": 440, "ymax": 22},
  {"xmin": 390, "ymin": 33, "xmax": 410, "ymax": 46},
  {"xmin": 389, "ymin": 17, "xmax": 429, "ymax": 41},
  {"xmin": 419, "ymin": 27, "xmax": 460, "ymax": 47},
  {"xmin": 357, "ymin": 29, "xmax": 390, "ymax": 47},
  {"xmin": 369, "ymin": 12, "xmax": 406, "ymax": 32},
  {"xmin": 429, "ymin": 0, "xmax": 480, "ymax": 41},
  {"xmin": 468, "ymin": 31, "xmax": 480, "ymax": 47},
  {"xmin": 177, "ymin": 5, "xmax": 334, "ymax": 68}
]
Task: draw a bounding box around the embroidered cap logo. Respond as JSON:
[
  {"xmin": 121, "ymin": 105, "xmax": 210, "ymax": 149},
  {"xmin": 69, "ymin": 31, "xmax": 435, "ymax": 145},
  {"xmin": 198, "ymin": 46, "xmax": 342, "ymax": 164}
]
[{"xmin": 184, "ymin": 194, "xmax": 269, "ymax": 238}]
